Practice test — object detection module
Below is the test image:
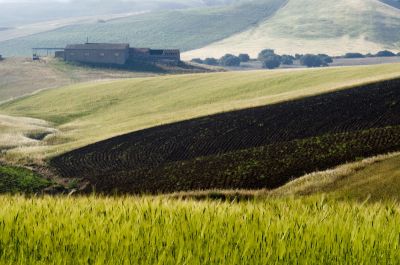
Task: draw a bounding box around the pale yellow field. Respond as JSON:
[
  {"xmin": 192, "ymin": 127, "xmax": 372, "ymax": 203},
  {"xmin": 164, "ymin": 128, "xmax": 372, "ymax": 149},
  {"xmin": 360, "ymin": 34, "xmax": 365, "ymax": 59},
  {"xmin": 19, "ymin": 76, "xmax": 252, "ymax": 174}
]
[{"xmin": 0, "ymin": 57, "xmax": 156, "ymax": 103}]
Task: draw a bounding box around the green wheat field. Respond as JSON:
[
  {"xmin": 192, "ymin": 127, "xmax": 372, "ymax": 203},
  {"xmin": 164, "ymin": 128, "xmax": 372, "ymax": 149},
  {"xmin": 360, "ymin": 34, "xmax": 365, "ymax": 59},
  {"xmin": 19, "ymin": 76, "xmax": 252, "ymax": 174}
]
[{"xmin": 1, "ymin": 195, "xmax": 400, "ymax": 264}]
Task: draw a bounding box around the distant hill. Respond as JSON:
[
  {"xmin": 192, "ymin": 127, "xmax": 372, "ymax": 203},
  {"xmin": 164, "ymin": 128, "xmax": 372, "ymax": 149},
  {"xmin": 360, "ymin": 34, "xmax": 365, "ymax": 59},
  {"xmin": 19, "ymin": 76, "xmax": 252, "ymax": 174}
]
[
  {"xmin": 381, "ymin": 0, "xmax": 400, "ymax": 9},
  {"xmin": 0, "ymin": 0, "xmax": 285, "ymax": 56},
  {"xmin": 185, "ymin": 0, "xmax": 400, "ymax": 58},
  {"xmin": 0, "ymin": 0, "xmax": 399, "ymax": 58}
]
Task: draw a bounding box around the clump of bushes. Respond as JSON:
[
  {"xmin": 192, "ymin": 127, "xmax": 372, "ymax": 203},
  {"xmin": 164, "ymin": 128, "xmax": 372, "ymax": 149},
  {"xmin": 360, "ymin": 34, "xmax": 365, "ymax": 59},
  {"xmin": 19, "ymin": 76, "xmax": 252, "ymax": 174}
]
[
  {"xmin": 191, "ymin": 54, "xmax": 245, "ymax": 67},
  {"xmin": 258, "ymin": 49, "xmax": 334, "ymax": 69},
  {"xmin": 258, "ymin": 49, "xmax": 282, "ymax": 69},
  {"xmin": 262, "ymin": 56, "xmax": 281, "ymax": 69},
  {"xmin": 280, "ymin": 55, "xmax": 294, "ymax": 65},
  {"xmin": 219, "ymin": 54, "xmax": 241, "ymax": 67},
  {"xmin": 299, "ymin": 54, "xmax": 334, "ymax": 68},
  {"xmin": 344, "ymin": 53, "xmax": 365, "ymax": 58},
  {"xmin": 341, "ymin": 50, "xmax": 399, "ymax": 58},
  {"xmin": 375, "ymin": 50, "xmax": 397, "ymax": 57},
  {"xmin": 203, "ymin": 58, "xmax": 219, "ymax": 66}
]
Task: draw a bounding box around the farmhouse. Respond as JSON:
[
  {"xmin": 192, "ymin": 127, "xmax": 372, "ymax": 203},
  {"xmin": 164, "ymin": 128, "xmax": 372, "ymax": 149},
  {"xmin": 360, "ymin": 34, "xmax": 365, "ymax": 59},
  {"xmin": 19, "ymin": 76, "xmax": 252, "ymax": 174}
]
[{"xmin": 62, "ymin": 43, "xmax": 180, "ymax": 66}]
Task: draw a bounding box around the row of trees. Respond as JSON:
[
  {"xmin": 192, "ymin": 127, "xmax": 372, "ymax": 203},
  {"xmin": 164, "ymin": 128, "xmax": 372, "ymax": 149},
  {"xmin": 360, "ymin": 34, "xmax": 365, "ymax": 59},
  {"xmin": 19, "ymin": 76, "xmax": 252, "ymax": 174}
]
[
  {"xmin": 191, "ymin": 53, "xmax": 250, "ymax": 67},
  {"xmin": 258, "ymin": 49, "xmax": 333, "ymax": 69},
  {"xmin": 343, "ymin": 50, "xmax": 400, "ymax": 58},
  {"xmin": 192, "ymin": 49, "xmax": 400, "ymax": 69}
]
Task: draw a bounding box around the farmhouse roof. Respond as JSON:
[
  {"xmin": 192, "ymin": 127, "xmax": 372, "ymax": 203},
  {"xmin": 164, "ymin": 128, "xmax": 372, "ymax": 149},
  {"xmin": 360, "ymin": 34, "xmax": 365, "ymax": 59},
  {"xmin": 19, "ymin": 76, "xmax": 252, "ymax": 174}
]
[{"xmin": 65, "ymin": 43, "xmax": 129, "ymax": 50}]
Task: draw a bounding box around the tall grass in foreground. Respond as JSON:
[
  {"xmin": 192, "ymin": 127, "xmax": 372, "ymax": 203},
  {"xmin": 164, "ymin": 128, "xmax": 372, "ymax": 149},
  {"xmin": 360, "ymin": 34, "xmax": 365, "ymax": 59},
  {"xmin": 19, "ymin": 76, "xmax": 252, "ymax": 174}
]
[{"xmin": 1, "ymin": 196, "xmax": 400, "ymax": 264}]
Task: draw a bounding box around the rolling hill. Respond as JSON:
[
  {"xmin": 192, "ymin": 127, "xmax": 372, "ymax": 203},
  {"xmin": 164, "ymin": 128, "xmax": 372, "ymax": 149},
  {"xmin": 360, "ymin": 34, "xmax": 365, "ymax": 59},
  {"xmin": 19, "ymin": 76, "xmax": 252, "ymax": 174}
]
[
  {"xmin": 185, "ymin": 0, "xmax": 400, "ymax": 58},
  {"xmin": 0, "ymin": 0, "xmax": 399, "ymax": 57},
  {"xmin": 0, "ymin": 0, "xmax": 286, "ymax": 57},
  {"xmin": 1, "ymin": 63, "xmax": 400, "ymax": 163},
  {"xmin": 0, "ymin": 63, "xmax": 400, "ymax": 194},
  {"xmin": 0, "ymin": 58, "xmax": 156, "ymax": 103},
  {"xmin": 49, "ymin": 78, "xmax": 400, "ymax": 193}
]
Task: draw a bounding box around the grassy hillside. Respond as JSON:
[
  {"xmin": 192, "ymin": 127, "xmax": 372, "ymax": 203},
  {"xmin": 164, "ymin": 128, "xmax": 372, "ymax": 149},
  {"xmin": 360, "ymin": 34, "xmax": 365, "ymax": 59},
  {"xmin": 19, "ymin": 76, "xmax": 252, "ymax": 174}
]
[
  {"xmin": 0, "ymin": 165, "xmax": 51, "ymax": 194},
  {"xmin": 0, "ymin": 58, "xmax": 156, "ymax": 103},
  {"xmin": 273, "ymin": 152, "xmax": 400, "ymax": 202},
  {"xmin": 0, "ymin": 0, "xmax": 286, "ymax": 56},
  {"xmin": 1, "ymin": 63, "xmax": 400, "ymax": 163},
  {"xmin": 185, "ymin": 0, "xmax": 400, "ymax": 58},
  {"xmin": 1, "ymin": 0, "xmax": 398, "ymax": 58}
]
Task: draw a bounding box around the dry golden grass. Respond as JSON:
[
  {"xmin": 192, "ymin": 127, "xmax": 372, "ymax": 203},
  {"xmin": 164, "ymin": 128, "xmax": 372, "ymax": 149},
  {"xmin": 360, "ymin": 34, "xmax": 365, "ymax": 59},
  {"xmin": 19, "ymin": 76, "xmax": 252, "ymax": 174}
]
[{"xmin": 0, "ymin": 57, "xmax": 156, "ymax": 103}]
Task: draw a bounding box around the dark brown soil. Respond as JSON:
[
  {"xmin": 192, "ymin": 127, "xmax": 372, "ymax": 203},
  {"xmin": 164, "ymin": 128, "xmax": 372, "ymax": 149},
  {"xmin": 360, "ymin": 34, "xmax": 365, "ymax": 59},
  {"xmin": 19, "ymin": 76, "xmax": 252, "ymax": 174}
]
[{"xmin": 50, "ymin": 78, "xmax": 400, "ymax": 194}]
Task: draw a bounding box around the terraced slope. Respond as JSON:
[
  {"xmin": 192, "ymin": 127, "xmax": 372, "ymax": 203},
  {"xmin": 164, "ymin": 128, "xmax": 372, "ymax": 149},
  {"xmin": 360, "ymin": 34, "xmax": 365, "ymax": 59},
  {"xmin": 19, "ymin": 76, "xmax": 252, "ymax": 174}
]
[
  {"xmin": 0, "ymin": 0, "xmax": 286, "ymax": 56},
  {"xmin": 184, "ymin": 0, "xmax": 400, "ymax": 59},
  {"xmin": 50, "ymin": 78, "xmax": 400, "ymax": 193},
  {"xmin": 1, "ymin": 63, "xmax": 399, "ymax": 161}
]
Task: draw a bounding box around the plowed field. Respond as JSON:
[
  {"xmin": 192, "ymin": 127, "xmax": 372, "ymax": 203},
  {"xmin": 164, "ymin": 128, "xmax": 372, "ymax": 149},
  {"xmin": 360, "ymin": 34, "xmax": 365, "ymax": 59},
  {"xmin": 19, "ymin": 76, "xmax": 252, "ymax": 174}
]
[{"xmin": 50, "ymin": 78, "xmax": 400, "ymax": 193}]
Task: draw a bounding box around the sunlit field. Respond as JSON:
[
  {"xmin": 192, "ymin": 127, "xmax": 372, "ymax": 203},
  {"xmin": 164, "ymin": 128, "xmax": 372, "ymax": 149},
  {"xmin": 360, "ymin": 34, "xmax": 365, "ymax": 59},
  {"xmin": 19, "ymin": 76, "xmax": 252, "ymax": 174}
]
[
  {"xmin": 1, "ymin": 63, "xmax": 400, "ymax": 163},
  {"xmin": 1, "ymin": 195, "xmax": 400, "ymax": 264}
]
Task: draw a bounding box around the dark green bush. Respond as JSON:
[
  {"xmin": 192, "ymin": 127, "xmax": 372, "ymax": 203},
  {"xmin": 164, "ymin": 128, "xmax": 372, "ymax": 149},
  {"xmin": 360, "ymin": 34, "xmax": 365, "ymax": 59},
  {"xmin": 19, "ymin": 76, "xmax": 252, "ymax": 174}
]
[
  {"xmin": 262, "ymin": 55, "xmax": 281, "ymax": 69},
  {"xmin": 220, "ymin": 54, "xmax": 241, "ymax": 67},
  {"xmin": 344, "ymin": 53, "xmax": 365, "ymax": 58},
  {"xmin": 375, "ymin": 50, "xmax": 396, "ymax": 57},
  {"xmin": 203, "ymin": 58, "xmax": 219, "ymax": 66},
  {"xmin": 238, "ymin": 54, "xmax": 250, "ymax": 62}
]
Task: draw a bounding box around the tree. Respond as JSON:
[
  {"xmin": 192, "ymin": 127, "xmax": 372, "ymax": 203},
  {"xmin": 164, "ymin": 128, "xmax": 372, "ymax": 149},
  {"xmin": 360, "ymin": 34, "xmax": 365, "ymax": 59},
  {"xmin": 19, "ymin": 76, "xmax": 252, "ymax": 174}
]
[
  {"xmin": 300, "ymin": 54, "xmax": 325, "ymax": 67},
  {"xmin": 398, "ymin": 52, "xmax": 400, "ymax": 57},
  {"xmin": 203, "ymin": 58, "xmax": 219, "ymax": 66},
  {"xmin": 238, "ymin": 53, "xmax": 250, "ymax": 62},
  {"xmin": 295, "ymin": 54, "xmax": 303, "ymax": 60},
  {"xmin": 258, "ymin": 49, "xmax": 276, "ymax": 60},
  {"xmin": 262, "ymin": 55, "xmax": 281, "ymax": 69},
  {"xmin": 280, "ymin": 55, "xmax": 294, "ymax": 65},
  {"xmin": 344, "ymin": 53, "xmax": 365, "ymax": 58},
  {"xmin": 219, "ymin": 54, "xmax": 241, "ymax": 66},
  {"xmin": 191, "ymin": 58, "xmax": 203, "ymax": 64},
  {"xmin": 375, "ymin": 50, "xmax": 396, "ymax": 57},
  {"xmin": 318, "ymin": 54, "xmax": 333, "ymax": 64}
]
